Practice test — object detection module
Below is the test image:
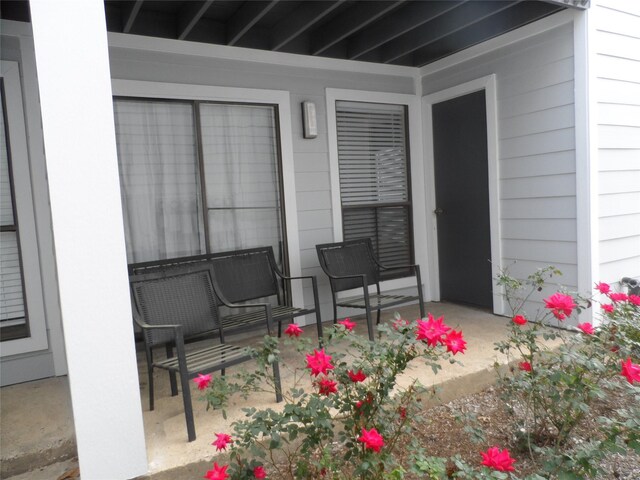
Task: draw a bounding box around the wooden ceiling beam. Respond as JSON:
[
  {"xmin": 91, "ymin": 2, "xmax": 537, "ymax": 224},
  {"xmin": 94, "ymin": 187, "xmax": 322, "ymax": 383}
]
[
  {"xmin": 122, "ymin": 0, "xmax": 144, "ymax": 33},
  {"xmin": 311, "ymin": 0, "xmax": 405, "ymax": 56},
  {"xmin": 227, "ymin": 0, "xmax": 279, "ymax": 46},
  {"xmin": 178, "ymin": 0, "xmax": 215, "ymax": 40},
  {"xmin": 379, "ymin": 1, "xmax": 519, "ymax": 64},
  {"xmin": 271, "ymin": 0, "xmax": 345, "ymax": 52},
  {"xmin": 346, "ymin": 1, "xmax": 462, "ymax": 60}
]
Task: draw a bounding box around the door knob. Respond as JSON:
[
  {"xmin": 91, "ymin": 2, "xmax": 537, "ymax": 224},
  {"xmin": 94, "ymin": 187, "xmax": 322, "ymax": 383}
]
[{"xmin": 434, "ymin": 208, "xmax": 444, "ymax": 215}]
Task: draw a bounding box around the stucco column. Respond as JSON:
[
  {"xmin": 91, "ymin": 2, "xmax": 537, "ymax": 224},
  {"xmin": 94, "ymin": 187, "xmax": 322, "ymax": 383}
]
[{"xmin": 29, "ymin": 1, "xmax": 147, "ymax": 478}]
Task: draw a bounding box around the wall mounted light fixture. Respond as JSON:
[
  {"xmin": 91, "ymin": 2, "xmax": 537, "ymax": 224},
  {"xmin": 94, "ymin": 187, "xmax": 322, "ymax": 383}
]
[{"xmin": 302, "ymin": 101, "xmax": 317, "ymax": 139}]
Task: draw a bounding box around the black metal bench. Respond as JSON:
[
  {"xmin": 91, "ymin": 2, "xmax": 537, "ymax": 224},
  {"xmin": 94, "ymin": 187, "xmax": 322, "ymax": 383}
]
[
  {"xmin": 316, "ymin": 238, "xmax": 425, "ymax": 341},
  {"xmin": 130, "ymin": 264, "xmax": 282, "ymax": 442},
  {"xmin": 129, "ymin": 246, "xmax": 323, "ymax": 343}
]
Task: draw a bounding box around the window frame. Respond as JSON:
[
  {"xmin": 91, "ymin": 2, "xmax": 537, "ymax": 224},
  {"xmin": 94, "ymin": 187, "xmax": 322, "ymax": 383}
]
[
  {"xmin": 326, "ymin": 88, "xmax": 430, "ymax": 295},
  {"xmin": 0, "ymin": 61, "xmax": 48, "ymax": 355},
  {"xmin": 111, "ymin": 80, "xmax": 305, "ymax": 316}
]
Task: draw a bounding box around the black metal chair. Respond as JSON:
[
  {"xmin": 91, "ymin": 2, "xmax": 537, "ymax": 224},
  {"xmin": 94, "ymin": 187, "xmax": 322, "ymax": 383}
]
[
  {"xmin": 130, "ymin": 265, "xmax": 282, "ymax": 442},
  {"xmin": 207, "ymin": 246, "xmax": 324, "ymax": 344},
  {"xmin": 316, "ymin": 238, "xmax": 425, "ymax": 341}
]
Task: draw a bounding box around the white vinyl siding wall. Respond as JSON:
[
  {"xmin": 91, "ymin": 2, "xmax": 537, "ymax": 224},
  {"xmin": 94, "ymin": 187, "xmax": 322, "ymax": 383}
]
[
  {"xmin": 108, "ymin": 44, "xmax": 415, "ymax": 321},
  {"xmin": 591, "ymin": 0, "xmax": 640, "ymax": 286},
  {"xmin": 421, "ymin": 23, "xmax": 578, "ymax": 312}
]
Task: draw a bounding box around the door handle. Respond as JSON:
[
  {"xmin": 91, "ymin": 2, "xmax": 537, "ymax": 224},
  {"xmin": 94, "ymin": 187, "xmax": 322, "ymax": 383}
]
[{"xmin": 434, "ymin": 208, "xmax": 444, "ymax": 215}]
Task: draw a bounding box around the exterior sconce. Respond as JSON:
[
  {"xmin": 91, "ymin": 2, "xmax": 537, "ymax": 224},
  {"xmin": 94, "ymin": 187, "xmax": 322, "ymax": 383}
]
[{"xmin": 302, "ymin": 101, "xmax": 317, "ymax": 139}]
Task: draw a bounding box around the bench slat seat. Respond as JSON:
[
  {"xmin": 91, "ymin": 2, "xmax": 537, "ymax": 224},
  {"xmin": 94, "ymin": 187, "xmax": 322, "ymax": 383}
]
[
  {"xmin": 336, "ymin": 293, "xmax": 421, "ymax": 310},
  {"xmin": 221, "ymin": 305, "xmax": 313, "ymax": 332},
  {"xmin": 155, "ymin": 343, "xmax": 251, "ymax": 373}
]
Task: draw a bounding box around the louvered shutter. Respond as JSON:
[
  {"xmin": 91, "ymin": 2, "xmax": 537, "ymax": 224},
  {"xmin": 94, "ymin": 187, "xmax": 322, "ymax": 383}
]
[{"xmin": 335, "ymin": 101, "xmax": 413, "ymax": 275}]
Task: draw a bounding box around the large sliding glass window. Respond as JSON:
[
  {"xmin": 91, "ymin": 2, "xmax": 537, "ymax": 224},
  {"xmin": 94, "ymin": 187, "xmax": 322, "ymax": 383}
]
[
  {"xmin": 113, "ymin": 98, "xmax": 286, "ymax": 267},
  {"xmin": 335, "ymin": 100, "xmax": 413, "ymax": 277},
  {"xmin": 0, "ymin": 82, "xmax": 28, "ymax": 341}
]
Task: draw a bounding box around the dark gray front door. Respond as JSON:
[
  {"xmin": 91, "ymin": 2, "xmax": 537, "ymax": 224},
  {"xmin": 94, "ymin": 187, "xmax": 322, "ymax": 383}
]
[{"xmin": 432, "ymin": 90, "xmax": 493, "ymax": 309}]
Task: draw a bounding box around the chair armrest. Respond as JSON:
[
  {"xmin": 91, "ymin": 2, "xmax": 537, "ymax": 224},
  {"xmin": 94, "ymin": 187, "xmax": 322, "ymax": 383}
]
[
  {"xmin": 377, "ymin": 263, "xmax": 418, "ymax": 273},
  {"xmin": 272, "ymin": 270, "xmax": 315, "ymax": 282}
]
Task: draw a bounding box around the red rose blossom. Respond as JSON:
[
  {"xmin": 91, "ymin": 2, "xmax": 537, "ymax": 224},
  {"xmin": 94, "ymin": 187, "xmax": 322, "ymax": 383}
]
[
  {"xmin": 253, "ymin": 466, "xmax": 267, "ymax": 479},
  {"xmin": 306, "ymin": 349, "xmax": 334, "ymax": 376},
  {"xmin": 577, "ymin": 322, "xmax": 595, "ymax": 335},
  {"xmin": 204, "ymin": 462, "xmax": 229, "ymax": 480},
  {"xmin": 212, "ymin": 433, "xmax": 233, "ymax": 452},
  {"xmin": 595, "ymin": 282, "xmax": 610, "ymax": 294},
  {"xmin": 348, "ymin": 369, "xmax": 367, "ymax": 383},
  {"xmin": 543, "ymin": 292, "xmax": 576, "ymax": 320},
  {"xmin": 629, "ymin": 294, "xmax": 640, "ymax": 306},
  {"xmin": 443, "ymin": 329, "xmax": 466, "ymax": 355},
  {"xmin": 601, "ymin": 303, "xmax": 614, "ymax": 313},
  {"xmin": 338, "ymin": 318, "xmax": 356, "ymax": 331},
  {"xmin": 284, "ymin": 323, "xmax": 303, "ymax": 337},
  {"xmin": 193, "ymin": 373, "xmax": 212, "ymax": 390},
  {"xmin": 358, "ymin": 427, "xmax": 384, "ymax": 452},
  {"xmin": 512, "ymin": 315, "xmax": 527, "ymax": 326},
  {"xmin": 317, "ymin": 377, "xmax": 338, "ymax": 395},
  {"xmin": 416, "ymin": 314, "xmax": 450, "ymax": 346},
  {"xmin": 621, "ymin": 358, "xmax": 640, "ymax": 384},
  {"xmin": 480, "ymin": 446, "xmax": 516, "ymax": 472},
  {"xmin": 518, "ymin": 361, "xmax": 532, "ymax": 372},
  {"xmin": 609, "ymin": 292, "xmax": 628, "ymax": 303}
]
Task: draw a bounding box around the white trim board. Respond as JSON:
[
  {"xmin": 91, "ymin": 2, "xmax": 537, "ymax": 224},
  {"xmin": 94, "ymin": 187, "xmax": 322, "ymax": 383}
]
[
  {"xmin": 421, "ymin": 75, "xmax": 504, "ymax": 315},
  {"xmin": 325, "ymin": 88, "xmax": 430, "ymax": 300},
  {"xmin": 108, "ymin": 31, "xmax": 417, "ymax": 78},
  {"xmin": 111, "ymin": 79, "xmax": 306, "ymax": 317}
]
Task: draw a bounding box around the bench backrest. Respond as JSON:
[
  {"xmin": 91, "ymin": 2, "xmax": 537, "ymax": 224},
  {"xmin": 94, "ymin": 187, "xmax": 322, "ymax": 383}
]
[
  {"xmin": 130, "ymin": 266, "xmax": 221, "ymax": 348},
  {"xmin": 207, "ymin": 247, "xmax": 280, "ymax": 304},
  {"xmin": 316, "ymin": 238, "xmax": 380, "ymax": 292},
  {"xmin": 128, "ymin": 247, "xmax": 281, "ymax": 305}
]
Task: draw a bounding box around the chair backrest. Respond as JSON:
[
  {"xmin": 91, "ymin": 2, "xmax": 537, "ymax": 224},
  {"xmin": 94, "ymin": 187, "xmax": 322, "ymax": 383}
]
[
  {"xmin": 316, "ymin": 238, "xmax": 380, "ymax": 292},
  {"xmin": 130, "ymin": 266, "xmax": 220, "ymax": 347},
  {"xmin": 207, "ymin": 247, "xmax": 280, "ymax": 303}
]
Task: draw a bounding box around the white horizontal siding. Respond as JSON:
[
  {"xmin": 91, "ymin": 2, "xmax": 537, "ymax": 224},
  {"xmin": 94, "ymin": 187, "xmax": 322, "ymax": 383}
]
[
  {"xmin": 593, "ymin": 0, "xmax": 640, "ymax": 285},
  {"xmin": 422, "ymin": 22, "xmax": 578, "ymax": 290}
]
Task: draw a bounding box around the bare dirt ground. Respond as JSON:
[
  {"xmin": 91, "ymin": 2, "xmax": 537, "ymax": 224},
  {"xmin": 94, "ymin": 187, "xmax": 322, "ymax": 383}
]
[{"xmin": 414, "ymin": 386, "xmax": 640, "ymax": 479}]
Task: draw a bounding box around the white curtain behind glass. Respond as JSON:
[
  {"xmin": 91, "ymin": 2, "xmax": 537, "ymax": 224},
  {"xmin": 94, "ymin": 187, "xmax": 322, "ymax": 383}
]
[
  {"xmin": 113, "ymin": 100, "xmax": 204, "ymax": 262},
  {"xmin": 199, "ymin": 104, "xmax": 283, "ymax": 265}
]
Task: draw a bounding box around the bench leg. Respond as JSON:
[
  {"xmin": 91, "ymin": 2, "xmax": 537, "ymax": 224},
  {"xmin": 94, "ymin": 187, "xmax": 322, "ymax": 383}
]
[
  {"xmin": 363, "ymin": 290, "xmax": 374, "ymax": 342},
  {"xmin": 166, "ymin": 344, "xmax": 178, "ymax": 396},
  {"xmin": 148, "ymin": 366, "xmax": 155, "ymax": 411}
]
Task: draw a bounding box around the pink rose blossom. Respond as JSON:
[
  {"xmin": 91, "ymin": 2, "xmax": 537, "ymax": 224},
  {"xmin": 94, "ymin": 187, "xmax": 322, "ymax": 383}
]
[
  {"xmin": 204, "ymin": 462, "xmax": 229, "ymax": 480},
  {"xmin": 317, "ymin": 377, "xmax": 338, "ymax": 395},
  {"xmin": 358, "ymin": 427, "xmax": 384, "ymax": 452},
  {"xmin": 481, "ymin": 447, "xmax": 516, "ymax": 472},
  {"xmin": 212, "ymin": 433, "xmax": 233, "ymax": 452},
  {"xmin": 416, "ymin": 314, "xmax": 450, "ymax": 346},
  {"xmin": 443, "ymin": 330, "xmax": 466, "ymax": 355},
  {"xmin": 595, "ymin": 282, "xmax": 610, "ymax": 294},
  {"xmin": 629, "ymin": 294, "xmax": 640, "ymax": 306},
  {"xmin": 601, "ymin": 303, "xmax": 614, "ymax": 313},
  {"xmin": 338, "ymin": 318, "xmax": 356, "ymax": 331},
  {"xmin": 518, "ymin": 361, "xmax": 532, "ymax": 372},
  {"xmin": 306, "ymin": 349, "xmax": 334, "ymax": 376},
  {"xmin": 544, "ymin": 292, "xmax": 577, "ymax": 320},
  {"xmin": 512, "ymin": 315, "xmax": 527, "ymax": 326},
  {"xmin": 193, "ymin": 373, "xmax": 212, "ymax": 390},
  {"xmin": 609, "ymin": 292, "xmax": 628, "ymax": 303},
  {"xmin": 577, "ymin": 322, "xmax": 595, "ymax": 335},
  {"xmin": 284, "ymin": 323, "xmax": 303, "ymax": 337},
  {"xmin": 253, "ymin": 466, "xmax": 267, "ymax": 479},
  {"xmin": 621, "ymin": 358, "xmax": 640, "ymax": 384},
  {"xmin": 348, "ymin": 369, "xmax": 367, "ymax": 383}
]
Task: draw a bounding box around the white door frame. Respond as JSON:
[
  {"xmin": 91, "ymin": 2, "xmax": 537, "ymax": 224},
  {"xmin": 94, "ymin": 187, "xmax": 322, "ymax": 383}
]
[{"xmin": 422, "ymin": 74, "xmax": 505, "ymax": 315}]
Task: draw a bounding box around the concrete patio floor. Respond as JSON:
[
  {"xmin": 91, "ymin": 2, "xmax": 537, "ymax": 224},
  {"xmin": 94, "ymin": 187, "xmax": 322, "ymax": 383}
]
[{"xmin": 1, "ymin": 302, "xmax": 519, "ymax": 480}]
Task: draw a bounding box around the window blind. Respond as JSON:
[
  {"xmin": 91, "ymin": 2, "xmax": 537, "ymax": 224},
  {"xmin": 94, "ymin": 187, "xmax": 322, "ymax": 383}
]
[{"xmin": 336, "ymin": 101, "xmax": 412, "ymax": 272}]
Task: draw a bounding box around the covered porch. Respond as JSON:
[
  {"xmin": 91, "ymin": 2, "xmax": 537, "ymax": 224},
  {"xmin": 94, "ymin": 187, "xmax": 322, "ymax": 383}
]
[{"xmin": 2, "ymin": 303, "xmax": 521, "ymax": 479}]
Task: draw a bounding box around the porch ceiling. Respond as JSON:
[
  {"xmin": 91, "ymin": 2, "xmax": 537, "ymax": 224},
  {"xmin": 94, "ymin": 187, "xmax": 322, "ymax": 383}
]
[{"xmin": 1, "ymin": 1, "xmax": 587, "ymax": 68}]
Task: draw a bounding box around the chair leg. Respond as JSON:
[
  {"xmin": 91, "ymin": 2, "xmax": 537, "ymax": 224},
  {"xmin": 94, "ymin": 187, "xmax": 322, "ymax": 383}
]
[
  {"xmin": 376, "ymin": 308, "xmax": 381, "ymax": 325},
  {"xmin": 166, "ymin": 344, "xmax": 178, "ymax": 396},
  {"xmin": 148, "ymin": 366, "xmax": 155, "ymax": 411},
  {"xmin": 180, "ymin": 372, "xmax": 196, "ymax": 442},
  {"xmin": 277, "ymin": 320, "xmax": 282, "ymax": 338},
  {"xmin": 363, "ymin": 291, "xmax": 374, "ymax": 342},
  {"xmin": 333, "ymin": 301, "xmax": 338, "ymax": 325},
  {"xmin": 311, "ymin": 278, "xmax": 323, "ymax": 347}
]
